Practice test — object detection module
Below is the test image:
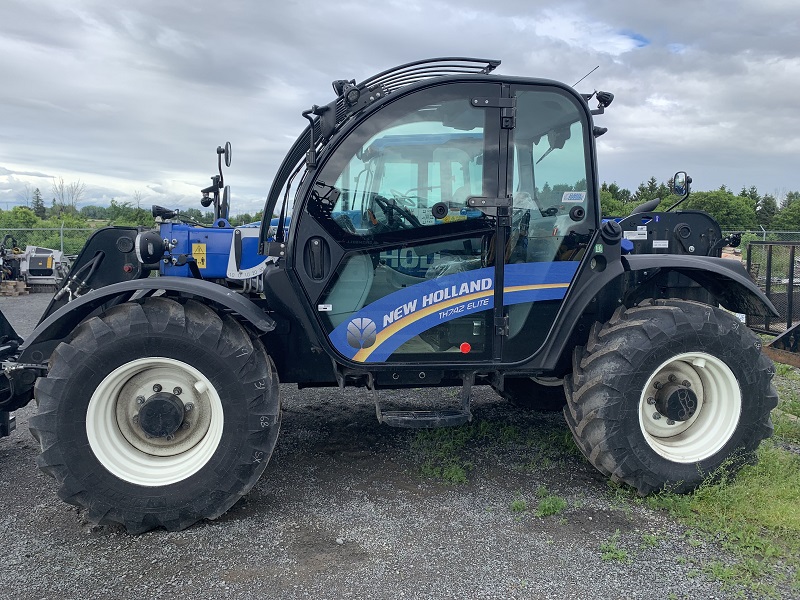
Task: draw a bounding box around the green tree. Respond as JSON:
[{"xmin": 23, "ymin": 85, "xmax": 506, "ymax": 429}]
[
  {"xmin": 31, "ymin": 188, "xmax": 46, "ymax": 219},
  {"xmin": 632, "ymin": 177, "xmax": 657, "ymax": 204},
  {"xmin": 80, "ymin": 205, "xmax": 111, "ymax": 220},
  {"xmin": 770, "ymin": 200, "xmax": 800, "ymax": 230},
  {"xmin": 756, "ymin": 193, "xmax": 778, "ymax": 228},
  {"xmin": 739, "ymin": 185, "xmax": 760, "ymax": 209},
  {"xmin": 683, "ymin": 190, "xmax": 757, "ymax": 230},
  {"xmin": 180, "ymin": 208, "xmax": 214, "ymax": 224},
  {"xmin": 0, "ymin": 206, "xmax": 39, "ymax": 228},
  {"xmin": 600, "ymin": 189, "xmax": 627, "ymax": 217},
  {"xmin": 784, "ymin": 191, "xmax": 800, "ymax": 208},
  {"xmin": 105, "ymin": 198, "xmax": 154, "ymax": 227}
]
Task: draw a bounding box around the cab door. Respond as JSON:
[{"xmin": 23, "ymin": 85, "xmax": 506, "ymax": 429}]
[
  {"xmin": 499, "ymin": 84, "xmax": 596, "ymax": 362},
  {"xmin": 292, "ymin": 82, "xmax": 503, "ymax": 366}
]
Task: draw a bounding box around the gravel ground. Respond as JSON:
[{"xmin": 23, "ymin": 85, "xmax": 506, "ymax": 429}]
[{"xmin": 0, "ymin": 293, "xmax": 784, "ymax": 599}]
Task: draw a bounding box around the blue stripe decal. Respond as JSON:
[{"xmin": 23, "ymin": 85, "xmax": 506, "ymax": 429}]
[{"xmin": 329, "ymin": 261, "xmax": 578, "ymax": 363}]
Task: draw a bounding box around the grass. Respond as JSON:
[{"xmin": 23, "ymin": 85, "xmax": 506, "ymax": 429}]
[
  {"xmin": 410, "ymin": 361, "xmax": 800, "ymax": 594},
  {"xmin": 412, "ymin": 419, "xmax": 572, "ymax": 523},
  {"xmin": 641, "ymin": 532, "xmax": 661, "ymax": 548},
  {"xmin": 411, "ymin": 425, "xmax": 475, "ymax": 483},
  {"xmin": 772, "ymin": 363, "xmax": 800, "ymax": 444},
  {"xmin": 534, "ymin": 486, "xmax": 568, "ymax": 517},
  {"xmin": 411, "ymin": 418, "xmax": 567, "ymax": 485},
  {"xmin": 599, "ymin": 530, "xmax": 629, "ymax": 562},
  {"xmin": 509, "ymin": 494, "xmax": 528, "ymax": 513},
  {"xmin": 630, "ymin": 361, "xmax": 800, "ymax": 595},
  {"xmin": 505, "ymin": 487, "xmax": 569, "ymax": 518},
  {"xmin": 642, "ymin": 443, "xmax": 800, "ymax": 594}
]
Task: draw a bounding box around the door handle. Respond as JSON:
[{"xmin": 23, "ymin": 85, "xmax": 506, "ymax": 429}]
[{"xmin": 308, "ymin": 237, "xmax": 325, "ymax": 280}]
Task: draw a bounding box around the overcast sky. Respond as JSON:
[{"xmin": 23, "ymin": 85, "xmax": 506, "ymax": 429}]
[{"xmin": 1, "ymin": 0, "xmax": 798, "ymax": 215}]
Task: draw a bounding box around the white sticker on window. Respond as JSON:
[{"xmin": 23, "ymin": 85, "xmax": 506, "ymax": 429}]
[
  {"xmin": 561, "ymin": 191, "xmax": 586, "ymax": 203},
  {"xmin": 652, "ymin": 240, "xmax": 669, "ymax": 249},
  {"xmin": 317, "ymin": 304, "xmax": 333, "ymax": 312}
]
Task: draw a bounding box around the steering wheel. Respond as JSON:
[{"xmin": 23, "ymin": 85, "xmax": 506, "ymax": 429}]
[
  {"xmin": 373, "ymin": 195, "xmax": 422, "ymax": 228},
  {"xmin": 389, "ymin": 189, "xmax": 418, "ymax": 207},
  {"xmin": 334, "ymin": 213, "xmax": 357, "ymax": 234}
]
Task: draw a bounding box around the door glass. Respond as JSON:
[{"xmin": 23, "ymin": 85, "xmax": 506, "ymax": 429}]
[
  {"xmin": 301, "ymin": 83, "xmax": 500, "ymax": 363},
  {"xmin": 305, "ymin": 85, "xmax": 491, "ymax": 241},
  {"xmin": 503, "ymin": 88, "xmax": 593, "ymax": 361},
  {"xmin": 320, "ymin": 234, "xmax": 494, "ymax": 363}
]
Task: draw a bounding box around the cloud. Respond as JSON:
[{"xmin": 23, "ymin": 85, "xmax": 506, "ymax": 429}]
[{"xmin": 0, "ymin": 0, "xmax": 797, "ymax": 216}]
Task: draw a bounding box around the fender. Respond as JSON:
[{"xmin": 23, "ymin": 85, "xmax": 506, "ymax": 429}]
[
  {"xmin": 19, "ymin": 278, "xmax": 275, "ymax": 365},
  {"xmin": 623, "ymin": 254, "xmax": 778, "ymax": 318},
  {"xmin": 518, "ymin": 251, "xmax": 776, "ymax": 374},
  {"xmin": 520, "ymin": 246, "xmax": 627, "ymax": 372}
]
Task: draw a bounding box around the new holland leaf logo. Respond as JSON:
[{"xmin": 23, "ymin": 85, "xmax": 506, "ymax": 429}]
[{"xmin": 346, "ymin": 318, "xmax": 377, "ymax": 349}]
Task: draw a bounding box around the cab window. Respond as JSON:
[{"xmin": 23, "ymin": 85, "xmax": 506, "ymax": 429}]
[{"xmin": 307, "ymin": 86, "xmax": 490, "ymax": 239}]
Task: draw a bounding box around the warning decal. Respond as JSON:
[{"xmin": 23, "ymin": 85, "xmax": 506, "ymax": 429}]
[{"xmin": 192, "ymin": 243, "xmax": 207, "ymax": 268}]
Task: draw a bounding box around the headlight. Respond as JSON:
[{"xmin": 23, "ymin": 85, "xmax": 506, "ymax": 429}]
[{"xmin": 135, "ymin": 231, "xmax": 166, "ymax": 264}]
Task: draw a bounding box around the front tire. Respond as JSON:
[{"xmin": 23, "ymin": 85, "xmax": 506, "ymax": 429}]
[
  {"xmin": 564, "ymin": 299, "xmax": 777, "ymax": 494},
  {"xmin": 30, "ymin": 297, "xmax": 281, "ymax": 533}
]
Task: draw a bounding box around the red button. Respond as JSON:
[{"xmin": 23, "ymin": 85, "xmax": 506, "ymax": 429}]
[{"xmin": 460, "ymin": 342, "xmax": 471, "ymax": 354}]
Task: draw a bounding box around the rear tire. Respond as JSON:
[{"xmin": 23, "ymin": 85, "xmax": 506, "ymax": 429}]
[
  {"xmin": 30, "ymin": 297, "xmax": 280, "ymax": 533},
  {"xmin": 564, "ymin": 299, "xmax": 777, "ymax": 494},
  {"xmin": 494, "ymin": 377, "xmax": 567, "ymax": 412}
]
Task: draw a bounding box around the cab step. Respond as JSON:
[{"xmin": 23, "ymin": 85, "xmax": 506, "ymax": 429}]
[
  {"xmin": 379, "ymin": 409, "xmax": 470, "ymax": 428},
  {"xmin": 370, "ymin": 373, "xmax": 474, "ymax": 429}
]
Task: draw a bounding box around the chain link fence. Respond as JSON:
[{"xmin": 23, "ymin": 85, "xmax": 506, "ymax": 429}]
[
  {"xmin": 0, "ymin": 227, "xmax": 95, "ymax": 256},
  {"xmin": 727, "ymin": 231, "xmax": 800, "ymax": 244},
  {"xmin": 0, "ymin": 227, "xmax": 795, "ymax": 256}
]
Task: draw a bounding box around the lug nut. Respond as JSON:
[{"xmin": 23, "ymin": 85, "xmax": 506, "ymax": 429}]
[
  {"xmin": 652, "ymin": 412, "xmax": 661, "ymax": 420},
  {"xmin": 668, "ymin": 374, "xmax": 677, "ymax": 382},
  {"xmin": 646, "ymin": 397, "xmax": 656, "ymax": 405},
  {"xmin": 667, "ymin": 419, "xmax": 675, "ymax": 425},
  {"xmin": 653, "ymin": 381, "xmax": 663, "ymax": 390},
  {"xmin": 136, "ymin": 395, "xmax": 146, "ymax": 405},
  {"xmin": 173, "ymin": 387, "xmax": 182, "ymax": 395},
  {"xmin": 184, "ymin": 403, "xmax": 194, "ymax": 412},
  {"xmin": 181, "ymin": 421, "xmax": 190, "ymax": 430},
  {"xmin": 132, "ymin": 415, "xmax": 139, "ymax": 424},
  {"xmin": 166, "ymin": 434, "xmax": 174, "ymax": 441},
  {"xmin": 153, "ymin": 384, "xmax": 162, "ymax": 392},
  {"xmin": 682, "ymin": 380, "xmax": 691, "ymax": 388}
]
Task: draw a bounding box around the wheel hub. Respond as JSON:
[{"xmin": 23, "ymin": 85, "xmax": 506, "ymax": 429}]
[
  {"xmin": 655, "ymin": 383, "xmax": 698, "ymax": 422},
  {"xmin": 138, "ymin": 392, "xmax": 185, "ymax": 438}
]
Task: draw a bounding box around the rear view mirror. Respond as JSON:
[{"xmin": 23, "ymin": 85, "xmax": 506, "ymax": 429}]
[
  {"xmin": 673, "ymin": 171, "xmax": 690, "ymax": 198},
  {"xmin": 665, "ymin": 171, "xmax": 692, "ymax": 212}
]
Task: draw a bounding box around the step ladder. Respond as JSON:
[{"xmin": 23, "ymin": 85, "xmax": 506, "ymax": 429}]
[{"xmin": 371, "ymin": 373, "xmax": 473, "ymax": 428}]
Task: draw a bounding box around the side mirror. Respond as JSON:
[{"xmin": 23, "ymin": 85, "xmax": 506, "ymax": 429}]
[
  {"xmin": 665, "ymin": 171, "xmax": 692, "ymax": 212},
  {"xmin": 673, "ymin": 171, "xmax": 691, "ymax": 198},
  {"xmin": 218, "ymin": 142, "xmax": 232, "ymax": 168}
]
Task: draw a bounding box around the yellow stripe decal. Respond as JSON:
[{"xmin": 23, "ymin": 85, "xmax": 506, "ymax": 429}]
[{"xmin": 352, "ymin": 282, "xmax": 569, "ymax": 362}]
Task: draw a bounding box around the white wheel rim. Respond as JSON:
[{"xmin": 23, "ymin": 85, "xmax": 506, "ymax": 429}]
[
  {"xmin": 532, "ymin": 376, "xmax": 563, "ymax": 387},
  {"xmin": 86, "ymin": 357, "xmax": 224, "ymax": 486},
  {"xmin": 638, "ymin": 352, "xmax": 741, "ymax": 463}
]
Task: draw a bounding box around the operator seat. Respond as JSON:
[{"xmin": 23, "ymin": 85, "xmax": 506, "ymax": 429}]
[{"xmin": 325, "ymin": 253, "xmax": 375, "ymax": 327}]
